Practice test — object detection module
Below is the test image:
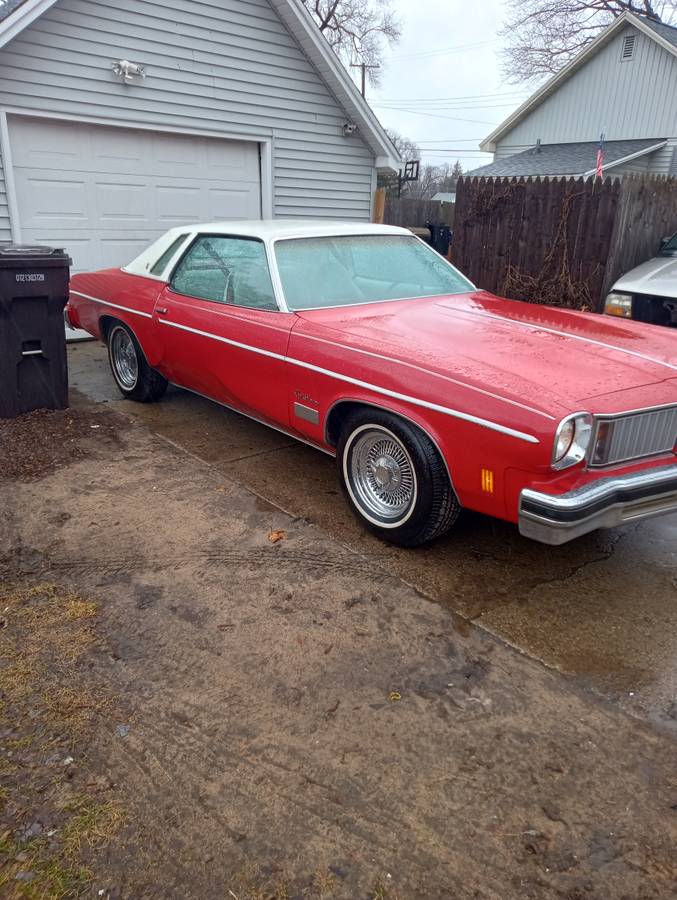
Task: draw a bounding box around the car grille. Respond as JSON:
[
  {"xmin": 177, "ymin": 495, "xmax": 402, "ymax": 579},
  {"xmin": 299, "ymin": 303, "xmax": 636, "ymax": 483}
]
[
  {"xmin": 591, "ymin": 405, "xmax": 677, "ymax": 467},
  {"xmin": 632, "ymin": 294, "xmax": 677, "ymax": 328}
]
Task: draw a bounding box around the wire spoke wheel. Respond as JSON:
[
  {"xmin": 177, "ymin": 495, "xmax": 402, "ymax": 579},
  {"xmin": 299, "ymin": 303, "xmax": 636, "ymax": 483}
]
[
  {"xmin": 347, "ymin": 426, "xmax": 417, "ymax": 525},
  {"xmin": 110, "ymin": 327, "xmax": 138, "ymax": 390}
]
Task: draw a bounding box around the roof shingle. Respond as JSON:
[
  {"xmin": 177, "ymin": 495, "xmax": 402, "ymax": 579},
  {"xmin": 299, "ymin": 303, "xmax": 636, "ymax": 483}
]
[
  {"xmin": 466, "ymin": 139, "xmax": 666, "ymax": 178},
  {"xmin": 0, "ymin": 0, "xmax": 26, "ymax": 23},
  {"xmin": 642, "ymin": 18, "xmax": 677, "ymax": 50}
]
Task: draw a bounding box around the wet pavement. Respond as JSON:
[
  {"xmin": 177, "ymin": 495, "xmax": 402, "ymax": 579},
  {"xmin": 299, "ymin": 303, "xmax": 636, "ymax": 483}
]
[{"xmin": 68, "ymin": 341, "xmax": 677, "ymax": 728}]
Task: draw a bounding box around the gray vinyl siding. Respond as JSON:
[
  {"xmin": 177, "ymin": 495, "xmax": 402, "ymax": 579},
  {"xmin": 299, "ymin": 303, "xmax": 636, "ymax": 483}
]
[
  {"xmin": 647, "ymin": 140, "xmax": 677, "ymax": 174},
  {"xmin": 0, "ymin": 148, "xmax": 10, "ymax": 242},
  {"xmin": 0, "ymin": 0, "xmax": 375, "ymax": 221},
  {"xmin": 496, "ymin": 25, "xmax": 677, "ymax": 150}
]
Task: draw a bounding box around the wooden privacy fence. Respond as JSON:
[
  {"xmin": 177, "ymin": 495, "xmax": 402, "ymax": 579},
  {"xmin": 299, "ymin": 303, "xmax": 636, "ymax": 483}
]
[
  {"xmin": 382, "ymin": 196, "xmax": 455, "ymax": 228},
  {"xmin": 450, "ymin": 174, "xmax": 677, "ymax": 312}
]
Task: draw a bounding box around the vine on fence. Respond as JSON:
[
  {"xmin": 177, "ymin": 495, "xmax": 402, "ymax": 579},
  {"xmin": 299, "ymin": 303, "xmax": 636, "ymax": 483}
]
[{"xmin": 501, "ymin": 185, "xmax": 596, "ymax": 311}]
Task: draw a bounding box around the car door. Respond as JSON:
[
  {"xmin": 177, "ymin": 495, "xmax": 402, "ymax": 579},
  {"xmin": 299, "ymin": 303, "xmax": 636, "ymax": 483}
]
[{"xmin": 152, "ymin": 234, "xmax": 294, "ymax": 428}]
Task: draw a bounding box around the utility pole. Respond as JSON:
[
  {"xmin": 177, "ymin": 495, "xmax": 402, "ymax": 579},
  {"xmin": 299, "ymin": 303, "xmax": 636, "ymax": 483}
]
[{"xmin": 350, "ymin": 63, "xmax": 380, "ymax": 99}]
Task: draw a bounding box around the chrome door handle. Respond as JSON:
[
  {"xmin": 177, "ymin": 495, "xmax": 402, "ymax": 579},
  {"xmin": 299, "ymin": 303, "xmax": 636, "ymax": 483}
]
[{"xmin": 156, "ymin": 307, "xmax": 168, "ymax": 315}]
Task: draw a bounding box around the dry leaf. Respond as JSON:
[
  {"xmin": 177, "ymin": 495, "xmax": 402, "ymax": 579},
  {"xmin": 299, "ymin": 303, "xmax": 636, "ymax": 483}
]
[{"xmin": 268, "ymin": 529, "xmax": 286, "ymax": 543}]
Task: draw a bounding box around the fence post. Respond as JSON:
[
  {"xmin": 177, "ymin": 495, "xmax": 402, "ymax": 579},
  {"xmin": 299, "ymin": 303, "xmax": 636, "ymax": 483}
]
[{"xmin": 372, "ymin": 187, "xmax": 386, "ymax": 224}]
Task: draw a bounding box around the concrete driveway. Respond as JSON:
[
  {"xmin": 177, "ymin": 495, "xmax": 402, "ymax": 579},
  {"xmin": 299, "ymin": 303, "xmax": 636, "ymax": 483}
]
[{"xmin": 68, "ymin": 341, "xmax": 677, "ymax": 730}]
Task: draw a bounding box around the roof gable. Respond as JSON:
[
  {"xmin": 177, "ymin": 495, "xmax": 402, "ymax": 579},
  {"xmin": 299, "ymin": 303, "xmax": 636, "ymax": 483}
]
[
  {"xmin": 0, "ymin": 0, "xmax": 400, "ymax": 170},
  {"xmin": 481, "ymin": 12, "xmax": 677, "ymax": 152}
]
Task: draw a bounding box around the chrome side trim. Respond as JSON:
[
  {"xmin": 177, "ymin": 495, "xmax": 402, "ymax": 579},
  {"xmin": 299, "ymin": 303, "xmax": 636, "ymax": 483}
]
[
  {"xmin": 519, "ymin": 463, "xmax": 677, "ymax": 545},
  {"xmin": 293, "ymin": 402, "xmax": 320, "ymax": 425},
  {"xmin": 69, "ymin": 290, "xmax": 154, "ymax": 320},
  {"xmin": 158, "ymin": 317, "xmax": 540, "ymax": 444}
]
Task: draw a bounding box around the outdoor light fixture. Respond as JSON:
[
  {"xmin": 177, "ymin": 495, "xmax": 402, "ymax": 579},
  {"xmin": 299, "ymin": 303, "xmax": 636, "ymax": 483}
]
[
  {"xmin": 112, "ymin": 60, "xmax": 146, "ymax": 83},
  {"xmin": 342, "ymin": 122, "xmax": 357, "ymax": 137}
]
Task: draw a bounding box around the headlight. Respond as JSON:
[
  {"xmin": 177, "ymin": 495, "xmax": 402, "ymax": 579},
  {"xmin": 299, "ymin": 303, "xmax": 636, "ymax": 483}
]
[
  {"xmin": 604, "ymin": 292, "xmax": 633, "ymax": 318},
  {"xmin": 552, "ymin": 413, "xmax": 593, "ymax": 470}
]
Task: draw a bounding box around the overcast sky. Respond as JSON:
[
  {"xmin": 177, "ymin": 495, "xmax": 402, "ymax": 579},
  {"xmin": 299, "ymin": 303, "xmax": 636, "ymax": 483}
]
[{"xmin": 362, "ymin": 0, "xmax": 533, "ymax": 171}]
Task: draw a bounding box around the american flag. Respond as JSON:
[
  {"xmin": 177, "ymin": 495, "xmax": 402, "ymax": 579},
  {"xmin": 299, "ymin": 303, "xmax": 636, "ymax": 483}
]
[{"xmin": 596, "ymin": 133, "xmax": 605, "ymax": 178}]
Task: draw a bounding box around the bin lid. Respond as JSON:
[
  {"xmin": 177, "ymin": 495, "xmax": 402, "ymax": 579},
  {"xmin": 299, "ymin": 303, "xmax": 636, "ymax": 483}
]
[
  {"xmin": 0, "ymin": 244, "xmax": 66, "ymax": 256},
  {"xmin": 0, "ymin": 243, "xmax": 71, "ymax": 269}
]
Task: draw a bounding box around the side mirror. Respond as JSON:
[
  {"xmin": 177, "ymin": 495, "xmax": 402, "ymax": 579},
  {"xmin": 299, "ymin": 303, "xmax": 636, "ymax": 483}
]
[{"xmin": 660, "ymin": 236, "xmax": 670, "ymax": 250}]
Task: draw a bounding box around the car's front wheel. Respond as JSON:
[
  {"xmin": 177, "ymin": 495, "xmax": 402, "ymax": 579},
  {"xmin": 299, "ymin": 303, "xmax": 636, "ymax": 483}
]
[
  {"xmin": 107, "ymin": 322, "xmax": 168, "ymax": 402},
  {"xmin": 337, "ymin": 410, "xmax": 460, "ymax": 547}
]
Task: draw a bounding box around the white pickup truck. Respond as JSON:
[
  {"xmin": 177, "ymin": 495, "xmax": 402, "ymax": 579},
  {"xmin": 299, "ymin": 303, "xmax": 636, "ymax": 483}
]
[{"xmin": 605, "ymin": 232, "xmax": 677, "ymax": 329}]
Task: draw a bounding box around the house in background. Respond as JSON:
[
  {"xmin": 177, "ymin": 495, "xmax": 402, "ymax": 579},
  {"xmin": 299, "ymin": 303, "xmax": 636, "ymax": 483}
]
[
  {"xmin": 468, "ymin": 11, "xmax": 677, "ymax": 179},
  {"xmin": 0, "ymin": 0, "xmax": 399, "ymax": 276}
]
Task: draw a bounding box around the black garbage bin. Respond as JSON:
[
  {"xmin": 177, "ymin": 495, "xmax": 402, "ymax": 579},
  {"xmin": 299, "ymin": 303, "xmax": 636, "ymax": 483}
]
[
  {"xmin": 0, "ymin": 244, "xmax": 71, "ymax": 419},
  {"xmin": 426, "ymin": 223, "xmax": 452, "ymax": 257}
]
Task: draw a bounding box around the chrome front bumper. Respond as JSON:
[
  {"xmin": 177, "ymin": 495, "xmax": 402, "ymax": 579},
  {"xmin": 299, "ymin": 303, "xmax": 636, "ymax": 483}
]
[{"xmin": 519, "ymin": 463, "xmax": 677, "ymax": 545}]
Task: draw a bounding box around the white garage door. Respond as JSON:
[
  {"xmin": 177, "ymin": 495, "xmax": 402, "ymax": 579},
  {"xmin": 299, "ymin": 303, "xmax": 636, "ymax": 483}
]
[{"xmin": 9, "ymin": 116, "xmax": 262, "ymax": 275}]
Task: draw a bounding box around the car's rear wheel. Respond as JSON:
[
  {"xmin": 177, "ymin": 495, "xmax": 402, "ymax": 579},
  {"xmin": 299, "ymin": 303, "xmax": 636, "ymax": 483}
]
[
  {"xmin": 337, "ymin": 409, "xmax": 460, "ymax": 547},
  {"xmin": 107, "ymin": 322, "xmax": 167, "ymax": 402}
]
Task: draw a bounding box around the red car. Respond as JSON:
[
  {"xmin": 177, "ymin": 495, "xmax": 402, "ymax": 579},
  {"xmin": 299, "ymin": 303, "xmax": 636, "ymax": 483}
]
[{"xmin": 66, "ymin": 221, "xmax": 677, "ymax": 547}]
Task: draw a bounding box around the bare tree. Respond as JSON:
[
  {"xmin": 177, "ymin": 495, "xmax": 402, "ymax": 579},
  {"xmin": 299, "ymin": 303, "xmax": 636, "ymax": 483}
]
[
  {"xmin": 302, "ymin": 1, "xmax": 401, "ymax": 85},
  {"xmin": 384, "ymin": 129, "xmax": 421, "ymax": 163},
  {"xmin": 501, "ymin": 0, "xmax": 677, "ymax": 83}
]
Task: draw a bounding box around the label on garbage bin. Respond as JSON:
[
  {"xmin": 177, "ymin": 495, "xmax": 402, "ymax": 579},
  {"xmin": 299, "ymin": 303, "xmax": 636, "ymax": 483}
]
[{"xmin": 15, "ymin": 273, "xmax": 46, "ymax": 282}]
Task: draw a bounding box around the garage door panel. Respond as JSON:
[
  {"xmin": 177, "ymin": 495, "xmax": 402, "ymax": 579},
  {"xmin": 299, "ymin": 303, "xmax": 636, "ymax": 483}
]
[
  {"xmin": 95, "ymin": 182, "xmax": 150, "ymax": 222},
  {"xmin": 16, "ymin": 174, "xmax": 90, "ymax": 222},
  {"xmin": 156, "ymin": 184, "xmax": 203, "ymax": 223},
  {"xmin": 89, "ymin": 129, "xmax": 148, "ymax": 170},
  {"xmin": 12, "ymin": 118, "xmax": 87, "ymax": 170},
  {"xmin": 204, "ymin": 140, "xmax": 260, "ymax": 178},
  {"xmin": 9, "ymin": 116, "xmax": 262, "ymax": 273},
  {"xmin": 208, "ymin": 186, "xmax": 260, "ymax": 220}
]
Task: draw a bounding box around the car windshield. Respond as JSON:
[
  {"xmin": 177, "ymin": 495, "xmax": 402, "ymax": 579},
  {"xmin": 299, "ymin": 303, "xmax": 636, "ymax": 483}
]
[
  {"xmin": 659, "ymin": 232, "xmax": 677, "ymax": 257},
  {"xmin": 274, "ymin": 234, "xmax": 474, "ymax": 311}
]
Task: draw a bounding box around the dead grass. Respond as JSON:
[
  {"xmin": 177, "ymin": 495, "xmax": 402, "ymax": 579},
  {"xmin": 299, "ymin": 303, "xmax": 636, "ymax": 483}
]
[{"xmin": 0, "ymin": 579, "xmax": 122, "ymax": 899}]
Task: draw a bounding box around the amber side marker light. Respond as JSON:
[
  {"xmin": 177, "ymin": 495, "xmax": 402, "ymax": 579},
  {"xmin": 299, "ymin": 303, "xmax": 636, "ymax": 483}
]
[{"xmin": 481, "ymin": 468, "xmax": 494, "ymax": 493}]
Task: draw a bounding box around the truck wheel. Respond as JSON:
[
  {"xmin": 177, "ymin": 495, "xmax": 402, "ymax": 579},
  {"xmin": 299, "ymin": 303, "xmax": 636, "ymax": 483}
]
[
  {"xmin": 337, "ymin": 409, "xmax": 460, "ymax": 547},
  {"xmin": 107, "ymin": 322, "xmax": 167, "ymax": 402}
]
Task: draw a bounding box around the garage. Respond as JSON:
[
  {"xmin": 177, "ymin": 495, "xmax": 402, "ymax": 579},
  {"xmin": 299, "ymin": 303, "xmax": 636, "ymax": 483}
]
[{"xmin": 8, "ymin": 116, "xmax": 262, "ymax": 275}]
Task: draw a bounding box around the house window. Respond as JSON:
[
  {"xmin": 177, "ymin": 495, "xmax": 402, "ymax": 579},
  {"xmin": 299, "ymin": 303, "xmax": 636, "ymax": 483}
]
[{"xmin": 621, "ymin": 34, "xmax": 636, "ymax": 61}]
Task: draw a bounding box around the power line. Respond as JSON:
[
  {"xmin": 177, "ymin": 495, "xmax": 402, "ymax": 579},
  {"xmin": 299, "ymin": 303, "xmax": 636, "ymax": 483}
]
[
  {"xmin": 372, "ymin": 104, "xmax": 496, "ymax": 125},
  {"xmin": 373, "ymin": 90, "xmax": 527, "ymax": 102},
  {"xmin": 413, "ymin": 138, "xmax": 486, "ymax": 143},
  {"xmin": 387, "ymin": 39, "xmax": 495, "ymax": 61},
  {"xmin": 375, "ymin": 102, "xmax": 524, "ymax": 111}
]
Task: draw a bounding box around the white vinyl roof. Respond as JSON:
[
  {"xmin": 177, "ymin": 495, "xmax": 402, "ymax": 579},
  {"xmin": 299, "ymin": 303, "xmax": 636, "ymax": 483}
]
[{"xmin": 124, "ymin": 220, "xmax": 412, "ymax": 279}]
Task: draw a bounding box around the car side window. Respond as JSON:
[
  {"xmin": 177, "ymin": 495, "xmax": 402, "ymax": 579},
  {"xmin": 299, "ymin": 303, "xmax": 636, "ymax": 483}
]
[
  {"xmin": 170, "ymin": 236, "xmax": 278, "ymax": 311},
  {"xmin": 149, "ymin": 234, "xmax": 189, "ymax": 276}
]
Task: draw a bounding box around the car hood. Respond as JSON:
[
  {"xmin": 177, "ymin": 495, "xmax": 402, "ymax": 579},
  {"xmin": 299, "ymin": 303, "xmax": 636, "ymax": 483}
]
[
  {"xmin": 295, "ymin": 292, "xmax": 677, "ymax": 415},
  {"xmin": 613, "ymin": 256, "xmax": 677, "ymax": 299}
]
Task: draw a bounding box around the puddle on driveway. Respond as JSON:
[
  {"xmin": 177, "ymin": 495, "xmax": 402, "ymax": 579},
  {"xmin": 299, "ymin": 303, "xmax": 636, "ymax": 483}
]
[{"xmin": 68, "ymin": 341, "xmax": 677, "ymax": 725}]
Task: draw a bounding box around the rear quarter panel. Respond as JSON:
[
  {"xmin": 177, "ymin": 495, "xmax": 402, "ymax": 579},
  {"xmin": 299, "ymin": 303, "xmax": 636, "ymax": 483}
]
[{"xmin": 68, "ymin": 269, "xmax": 164, "ymax": 364}]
